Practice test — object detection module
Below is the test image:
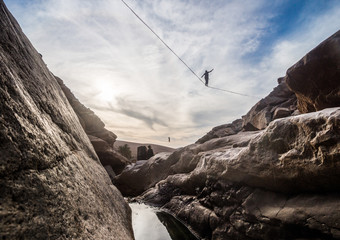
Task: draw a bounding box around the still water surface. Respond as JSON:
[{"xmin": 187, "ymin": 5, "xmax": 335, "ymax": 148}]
[{"xmin": 130, "ymin": 203, "xmax": 198, "ymax": 240}]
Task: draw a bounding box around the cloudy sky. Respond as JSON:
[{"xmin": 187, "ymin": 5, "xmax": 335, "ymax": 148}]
[{"xmin": 5, "ymin": 0, "xmax": 340, "ymax": 147}]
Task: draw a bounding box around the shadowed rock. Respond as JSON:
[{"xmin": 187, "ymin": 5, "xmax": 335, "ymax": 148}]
[
  {"xmin": 114, "ymin": 152, "xmax": 173, "ymax": 196},
  {"xmin": 56, "ymin": 77, "xmax": 131, "ymax": 174},
  {"xmin": 242, "ymin": 78, "xmax": 297, "ymax": 131},
  {"xmin": 55, "ymin": 77, "xmax": 117, "ymax": 145},
  {"xmin": 89, "ymin": 135, "xmax": 130, "ymax": 174},
  {"xmin": 286, "ymin": 30, "xmax": 340, "ymax": 113},
  {"xmin": 0, "ymin": 1, "xmax": 133, "ymax": 239},
  {"xmin": 196, "ymin": 119, "xmax": 243, "ymax": 144}
]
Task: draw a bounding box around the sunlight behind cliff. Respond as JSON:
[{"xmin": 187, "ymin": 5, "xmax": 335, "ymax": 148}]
[{"xmin": 6, "ymin": 0, "xmax": 340, "ymax": 147}]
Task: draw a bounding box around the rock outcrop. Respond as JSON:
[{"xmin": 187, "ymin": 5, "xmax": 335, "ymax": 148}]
[
  {"xmin": 114, "ymin": 152, "xmax": 173, "ymax": 196},
  {"xmin": 89, "ymin": 135, "xmax": 130, "ymax": 175},
  {"xmin": 0, "ymin": 1, "xmax": 133, "ymax": 239},
  {"xmin": 242, "ymin": 78, "xmax": 297, "ymax": 131},
  {"xmin": 56, "ymin": 77, "xmax": 130, "ymax": 174},
  {"xmin": 286, "ymin": 30, "xmax": 340, "ymax": 113},
  {"xmin": 123, "ymin": 108, "xmax": 340, "ymax": 239},
  {"xmin": 196, "ymin": 119, "xmax": 243, "ymax": 144},
  {"xmin": 55, "ymin": 77, "xmax": 117, "ymax": 144},
  {"xmin": 115, "ymin": 31, "xmax": 340, "ymax": 239}
]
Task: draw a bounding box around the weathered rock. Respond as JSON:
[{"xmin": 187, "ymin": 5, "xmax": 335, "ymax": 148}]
[
  {"xmin": 104, "ymin": 165, "xmax": 117, "ymax": 182},
  {"xmin": 286, "ymin": 30, "xmax": 340, "ymax": 113},
  {"xmin": 0, "ymin": 2, "xmax": 133, "ymax": 239},
  {"xmin": 196, "ymin": 119, "xmax": 243, "ymax": 144},
  {"xmin": 128, "ymin": 108, "xmax": 340, "ymax": 239},
  {"xmin": 158, "ymin": 186, "xmax": 340, "ymax": 240},
  {"xmin": 242, "ymin": 79, "xmax": 297, "ymax": 131},
  {"xmin": 89, "ymin": 135, "xmax": 130, "ymax": 174},
  {"xmin": 56, "ymin": 76, "xmax": 131, "ymax": 175},
  {"xmin": 272, "ymin": 107, "xmax": 291, "ymax": 120},
  {"xmin": 115, "ymin": 131, "xmax": 259, "ymax": 197},
  {"xmin": 114, "ymin": 152, "xmax": 173, "ymax": 196}
]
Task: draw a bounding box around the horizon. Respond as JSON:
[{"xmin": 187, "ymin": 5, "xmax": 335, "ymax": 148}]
[{"xmin": 5, "ymin": 0, "xmax": 340, "ymax": 148}]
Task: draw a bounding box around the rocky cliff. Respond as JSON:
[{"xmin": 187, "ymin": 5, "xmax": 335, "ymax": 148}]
[
  {"xmin": 286, "ymin": 30, "xmax": 340, "ymax": 113},
  {"xmin": 56, "ymin": 77, "xmax": 130, "ymax": 175},
  {"xmin": 115, "ymin": 30, "xmax": 340, "ymax": 239},
  {"xmin": 0, "ymin": 1, "xmax": 133, "ymax": 239}
]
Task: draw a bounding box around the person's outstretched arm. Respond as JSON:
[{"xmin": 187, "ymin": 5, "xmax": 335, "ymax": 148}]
[{"xmin": 209, "ymin": 69, "xmax": 214, "ymax": 73}]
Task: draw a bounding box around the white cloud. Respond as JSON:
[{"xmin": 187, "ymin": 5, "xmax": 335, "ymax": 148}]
[{"xmin": 5, "ymin": 0, "xmax": 340, "ymax": 147}]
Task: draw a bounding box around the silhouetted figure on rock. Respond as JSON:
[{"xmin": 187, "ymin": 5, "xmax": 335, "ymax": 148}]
[
  {"xmin": 201, "ymin": 69, "xmax": 214, "ymax": 86},
  {"xmin": 137, "ymin": 146, "xmax": 147, "ymax": 160},
  {"xmin": 147, "ymin": 145, "xmax": 154, "ymax": 159}
]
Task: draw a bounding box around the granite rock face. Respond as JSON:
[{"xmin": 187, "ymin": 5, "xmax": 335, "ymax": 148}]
[
  {"xmin": 55, "ymin": 77, "xmax": 117, "ymax": 145},
  {"xmin": 0, "ymin": 2, "xmax": 133, "ymax": 239},
  {"xmin": 286, "ymin": 30, "xmax": 340, "ymax": 113},
  {"xmin": 56, "ymin": 77, "xmax": 130, "ymax": 174},
  {"xmin": 242, "ymin": 79, "xmax": 297, "ymax": 131}
]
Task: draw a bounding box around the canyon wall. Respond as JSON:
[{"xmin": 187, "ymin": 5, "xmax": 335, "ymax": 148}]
[
  {"xmin": 0, "ymin": 1, "xmax": 133, "ymax": 239},
  {"xmin": 56, "ymin": 77, "xmax": 131, "ymax": 176}
]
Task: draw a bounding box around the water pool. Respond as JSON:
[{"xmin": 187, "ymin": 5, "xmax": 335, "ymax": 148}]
[{"xmin": 130, "ymin": 203, "xmax": 198, "ymax": 240}]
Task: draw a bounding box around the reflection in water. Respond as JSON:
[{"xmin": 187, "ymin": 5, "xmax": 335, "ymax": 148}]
[
  {"xmin": 130, "ymin": 203, "xmax": 171, "ymax": 240},
  {"xmin": 130, "ymin": 203, "xmax": 198, "ymax": 240},
  {"xmin": 156, "ymin": 212, "xmax": 198, "ymax": 240}
]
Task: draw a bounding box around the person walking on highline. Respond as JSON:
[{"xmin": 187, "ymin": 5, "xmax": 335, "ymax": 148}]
[{"xmin": 201, "ymin": 69, "xmax": 214, "ymax": 86}]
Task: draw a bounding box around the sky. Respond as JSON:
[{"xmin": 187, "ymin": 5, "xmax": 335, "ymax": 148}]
[{"xmin": 5, "ymin": 0, "xmax": 340, "ymax": 148}]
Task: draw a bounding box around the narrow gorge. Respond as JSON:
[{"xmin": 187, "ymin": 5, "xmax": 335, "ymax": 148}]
[{"xmin": 1, "ymin": 1, "xmax": 339, "ymax": 239}]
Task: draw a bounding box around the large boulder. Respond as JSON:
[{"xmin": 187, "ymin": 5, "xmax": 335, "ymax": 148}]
[
  {"xmin": 88, "ymin": 135, "xmax": 130, "ymax": 174},
  {"xmin": 114, "ymin": 152, "xmax": 173, "ymax": 196},
  {"xmin": 0, "ymin": 2, "xmax": 133, "ymax": 239},
  {"xmin": 115, "ymin": 131, "xmax": 259, "ymax": 197},
  {"xmin": 286, "ymin": 30, "xmax": 340, "ymax": 113},
  {"xmin": 242, "ymin": 78, "xmax": 297, "ymax": 131},
  {"xmin": 196, "ymin": 119, "xmax": 243, "ymax": 144}
]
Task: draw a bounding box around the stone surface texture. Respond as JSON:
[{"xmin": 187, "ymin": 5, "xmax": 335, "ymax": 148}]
[
  {"xmin": 56, "ymin": 77, "xmax": 130, "ymax": 174},
  {"xmin": 55, "ymin": 76, "xmax": 116, "ymax": 145},
  {"xmin": 196, "ymin": 119, "xmax": 243, "ymax": 144},
  {"xmin": 0, "ymin": 2, "xmax": 133, "ymax": 239},
  {"xmin": 122, "ymin": 108, "xmax": 340, "ymax": 240},
  {"xmin": 89, "ymin": 135, "xmax": 130, "ymax": 174},
  {"xmin": 242, "ymin": 79, "xmax": 297, "ymax": 131},
  {"xmin": 286, "ymin": 30, "xmax": 340, "ymax": 113}
]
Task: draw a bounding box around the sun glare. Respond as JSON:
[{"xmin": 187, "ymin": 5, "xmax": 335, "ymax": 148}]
[{"xmin": 97, "ymin": 82, "xmax": 115, "ymax": 102}]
